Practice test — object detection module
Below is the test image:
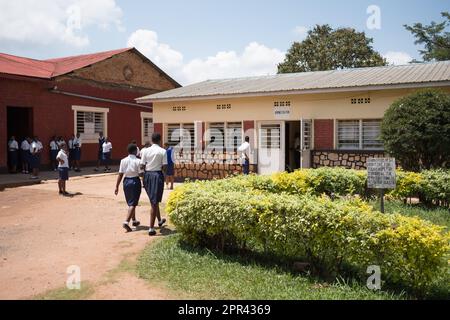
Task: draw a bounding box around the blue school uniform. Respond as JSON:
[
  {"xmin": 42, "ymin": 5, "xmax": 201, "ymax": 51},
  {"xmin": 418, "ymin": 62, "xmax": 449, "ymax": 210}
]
[
  {"xmin": 119, "ymin": 155, "xmax": 142, "ymax": 207},
  {"xmin": 166, "ymin": 147, "xmax": 174, "ymax": 177}
]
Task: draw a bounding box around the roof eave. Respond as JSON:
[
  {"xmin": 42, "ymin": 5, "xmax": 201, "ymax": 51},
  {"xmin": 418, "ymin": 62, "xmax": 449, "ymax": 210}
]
[{"xmin": 136, "ymin": 80, "xmax": 450, "ymax": 104}]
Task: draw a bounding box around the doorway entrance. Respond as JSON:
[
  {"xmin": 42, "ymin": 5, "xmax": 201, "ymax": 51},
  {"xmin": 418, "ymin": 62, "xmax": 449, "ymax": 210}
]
[
  {"xmin": 7, "ymin": 107, "xmax": 33, "ymax": 170},
  {"xmin": 258, "ymin": 121, "xmax": 285, "ymax": 175}
]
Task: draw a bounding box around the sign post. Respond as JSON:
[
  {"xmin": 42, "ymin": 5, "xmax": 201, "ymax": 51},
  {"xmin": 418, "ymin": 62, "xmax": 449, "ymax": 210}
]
[{"xmin": 367, "ymin": 158, "xmax": 396, "ymax": 213}]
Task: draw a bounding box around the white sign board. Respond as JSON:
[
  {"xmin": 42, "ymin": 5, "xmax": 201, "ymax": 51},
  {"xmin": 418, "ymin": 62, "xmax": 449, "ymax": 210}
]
[
  {"xmin": 367, "ymin": 158, "xmax": 396, "ymax": 189},
  {"xmin": 274, "ymin": 106, "xmax": 291, "ymax": 120}
]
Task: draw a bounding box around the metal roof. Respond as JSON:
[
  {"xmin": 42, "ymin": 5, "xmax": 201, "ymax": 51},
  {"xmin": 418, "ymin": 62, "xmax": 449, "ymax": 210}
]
[{"xmin": 137, "ymin": 61, "xmax": 450, "ymax": 103}]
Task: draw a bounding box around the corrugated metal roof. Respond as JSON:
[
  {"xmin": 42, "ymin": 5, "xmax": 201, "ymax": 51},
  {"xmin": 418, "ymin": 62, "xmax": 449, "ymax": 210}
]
[
  {"xmin": 0, "ymin": 48, "xmax": 132, "ymax": 79},
  {"xmin": 137, "ymin": 61, "xmax": 450, "ymax": 102}
]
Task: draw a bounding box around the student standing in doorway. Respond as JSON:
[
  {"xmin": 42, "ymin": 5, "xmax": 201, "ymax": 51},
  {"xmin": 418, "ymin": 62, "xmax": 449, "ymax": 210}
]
[
  {"xmin": 8, "ymin": 136, "xmax": 19, "ymax": 173},
  {"xmin": 29, "ymin": 137, "xmax": 40, "ymax": 179},
  {"xmin": 238, "ymin": 136, "xmax": 251, "ymax": 175},
  {"xmin": 73, "ymin": 133, "xmax": 82, "ymax": 172},
  {"xmin": 50, "ymin": 136, "xmax": 59, "ymax": 171},
  {"xmin": 140, "ymin": 133, "xmax": 167, "ymax": 236},
  {"xmin": 102, "ymin": 138, "xmax": 113, "ymax": 172},
  {"xmin": 56, "ymin": 143, "xmax": 70, "ymax": 197},
  {"xmin": 94, "ymin": 132, "xmax": 106, "ymax": 172},
  {"xmin": 20, "ymin": 137, "xmax": 30, "ymax": 174},
  {"xmin": 115, "ymin": 144, "xmax": 142, "ymax": 233}
]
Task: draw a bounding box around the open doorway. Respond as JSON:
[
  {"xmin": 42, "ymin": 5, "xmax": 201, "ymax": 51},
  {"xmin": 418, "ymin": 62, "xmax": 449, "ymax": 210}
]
[
  {"xmin": 7, "ymin": 107, "xmax": 33, "ymax": 170},
  {"xmin": 285, "ymin": 121, "xmax": 301, "ymax": 172}
]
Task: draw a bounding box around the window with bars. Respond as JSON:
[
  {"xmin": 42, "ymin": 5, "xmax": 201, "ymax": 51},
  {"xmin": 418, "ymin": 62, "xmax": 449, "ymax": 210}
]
[
  {"xmin": 207, "ymin": 122, "xmax": 243, "ymax": 151},
  {"xmin": 142, "ymin": 118, "xmax": 154, "ymax": 143},
  {"xmin": 226, "ymin": 122, "xmax": 243, "ymax": 151},
  {"xmin": 260, "ymin": 124, "xmax": 281, "ymax": 149},
  {"xmin": 166, "ymin": 123, "xmax": 195, "ymax": 149},
  {"xmin": 337, "ymin": 119, "xmax": 383, "ymax": 150},
  {"xmin": 303, "ymin": 120, "xmax": 312, "ymax": 150},
  {"xmin": 208, "ymin": 122, "xmax": 225, "ymax": 150},
  {"xmin": 76, "ymin": 111, "xmax": 105, "ymax": 141}
]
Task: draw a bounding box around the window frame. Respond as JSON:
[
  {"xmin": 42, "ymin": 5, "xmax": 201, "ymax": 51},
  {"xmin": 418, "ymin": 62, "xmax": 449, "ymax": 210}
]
[
  {"xmin": 206, "ymin": 121, "xmax": 244, "ymax": 152},
  {"xmin": 165, "ymin": 123, "xmax": 197, "ymax": 149},
  {"xmin": 336, "ymin": 119, "xmax": 383, "ymax": 151},
  {"xmin": 141, "ymin": 112, "xmax": 154, "ymax": 146},
  {"xmin": 72, "ymin": 106, "xmax": 109, "ymax": 144}
]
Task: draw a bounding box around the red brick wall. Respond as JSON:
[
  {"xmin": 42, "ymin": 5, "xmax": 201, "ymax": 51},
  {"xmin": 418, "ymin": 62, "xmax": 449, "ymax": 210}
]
[
  {"xmin": 153, "ymin": 123, "xmax": 163, "ymax": 143},
  {"xmin": 314, "ymin": 119, "xmax": 334, "ymax": 150},
  {"xmin": 0, "ymin": 77, "xmax": 151, "ymax": 170}
]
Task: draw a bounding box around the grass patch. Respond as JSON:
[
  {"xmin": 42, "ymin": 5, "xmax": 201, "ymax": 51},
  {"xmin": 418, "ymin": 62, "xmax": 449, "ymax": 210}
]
[
  {"xmin": 33, "ymin": 281, "xmax": 94, "ymax": 300},
  {"xmin": 137, "ymin": 235, "xmax": 404, "ymax": 300},
  {"xmin": 371, "ymin": 200, "xmax": 450, "ymax": 229}
]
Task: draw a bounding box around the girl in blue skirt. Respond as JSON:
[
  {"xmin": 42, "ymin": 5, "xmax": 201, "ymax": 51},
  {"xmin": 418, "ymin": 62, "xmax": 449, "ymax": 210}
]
[{"xmin": 115, "ymin": 144, "xmax": 142, "ymax": 233}]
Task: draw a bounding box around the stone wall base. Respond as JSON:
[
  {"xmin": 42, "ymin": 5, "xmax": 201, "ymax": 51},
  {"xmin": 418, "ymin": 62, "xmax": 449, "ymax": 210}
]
[
  {"xmin": 174, "ymin": 163, "xmax": 257, "ymax": 181},
  {"xmin": 312, "ymin": 150, "xmax": 386, "ymax": 170}
]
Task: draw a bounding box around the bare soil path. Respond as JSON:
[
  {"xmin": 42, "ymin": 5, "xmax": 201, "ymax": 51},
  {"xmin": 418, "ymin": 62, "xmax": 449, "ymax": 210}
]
[{"xmin": 0, "ymin": 174, "xmax": 178, "ymax": 300}]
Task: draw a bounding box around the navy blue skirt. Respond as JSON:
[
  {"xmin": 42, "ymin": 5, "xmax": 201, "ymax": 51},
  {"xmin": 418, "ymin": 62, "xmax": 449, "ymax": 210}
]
[
  {"xmin": 123, "ymin": 177, "xmax": 141, "ymax": 207},
  {"xmin": 58, "ymin": 167, "xmax": 69, "ymax": 181},
  {"xmin": 143, "ymin": 171, "xmax": 164, "ymax": 205},
  {"xmin": 29, "ymin": 154, "xmax": 40, "ymax": 169},
  {"xmin": 166, "ymin": 164, "xmax": 174, "ymax": 177},
  {"xmin": 21, "ymin": 150, "xmax": 29, "ymax": 164},
  {"xmin": 9, "ymin": 151, "xmax": 19, "ymax": 166},
  {"xmin": 50, "ymin": 150, "xmax": 58, "ymax": 161},
  {"xmin": 73, "ymin": 148, "xmax": 81, "ymax": 161}
]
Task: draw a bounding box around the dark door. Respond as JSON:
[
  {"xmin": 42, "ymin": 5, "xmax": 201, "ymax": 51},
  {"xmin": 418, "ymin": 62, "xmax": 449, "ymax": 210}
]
[{"xmin": 7, "ymin": 107, "xmax": 33, "ymax": 142}]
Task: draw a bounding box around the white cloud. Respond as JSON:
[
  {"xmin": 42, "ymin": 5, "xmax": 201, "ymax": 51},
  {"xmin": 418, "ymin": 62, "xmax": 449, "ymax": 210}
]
[
  {"xmin": 383, "ymin": 51, "xmax": 413, "ymax": 65},
  {"xmin": 128, "ymin": 29, "xmax": 285, "ymax": 85},
  {"xmin": 0, "ymin": 0, "xmax": 123, "ymax": 48},
  {"xmin": 293, "ymin": 26, "xmax": 308, "ymax": 40}
]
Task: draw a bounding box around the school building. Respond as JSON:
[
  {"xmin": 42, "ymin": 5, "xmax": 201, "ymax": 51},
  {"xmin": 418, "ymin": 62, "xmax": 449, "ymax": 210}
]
[
  {"xmin": 137, "ymin": 61, "xmax": 450, "ymax": 179},
  {"xmin": 0, "ymin": 48, "xmax": 180, "ymax": 172}
]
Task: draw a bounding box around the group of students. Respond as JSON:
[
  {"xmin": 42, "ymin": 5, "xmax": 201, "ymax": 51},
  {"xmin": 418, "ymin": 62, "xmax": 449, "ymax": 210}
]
[{"xmin": 7, "ymin": 134, "xmax": 83, "ymax": 178}]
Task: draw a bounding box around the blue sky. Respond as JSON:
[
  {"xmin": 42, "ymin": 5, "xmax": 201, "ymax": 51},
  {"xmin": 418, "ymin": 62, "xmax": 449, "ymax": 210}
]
[{"xmin": 0, "ymin": 0, "xmax": 448, "ymax": 84}]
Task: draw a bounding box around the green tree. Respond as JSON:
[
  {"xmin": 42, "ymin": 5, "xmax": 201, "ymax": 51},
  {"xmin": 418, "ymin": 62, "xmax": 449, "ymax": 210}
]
[
  {"xmin": 404, "ymin": 12, "xmax": 450, "ymax": 62},
  {"xmin": 381, "ymin": 89, "xmax": 450, "ymax": 172},
  {"xmin": 277, "ymin": 25, "xmax": 387, "ymax": 74}
]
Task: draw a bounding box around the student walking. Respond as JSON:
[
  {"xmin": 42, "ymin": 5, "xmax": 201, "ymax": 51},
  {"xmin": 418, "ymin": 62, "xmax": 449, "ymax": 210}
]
[
  {"xmin": 8, "ymin": 136, "xmax": 19, "ymax": 173},
  {"xmin": 164, "ymin": 143, "xmax": 175, "ymax": 190},
  {"xmin": 56, "ymin": 143, "xmax": 70, "ymax": 197},
  {"xmin": 115, "ymin": 144, "xmax": 142, "ymax": 233},
  {"xmin": 95, "ymin": 132, "xmax": 106, "ymax": 172},
  {"xmin": 102, "ymin": 138, "xmax": 113, "ymax": 172},
  {"xmin": 50, "ymin": 136, "xmax": 59, "ymax": 171},
  {"xmin": 238, "ymin": 136, "xmax": 251, "ymax": 175},
  {"xmin": 73, "ymin": 133, "xmax": 82, "ymax": 172},
  {"xmin": 140, "ymin": 133, "xmax": 167, "ymax": 236},
  {"xmin": 20, "ymin": 137, "xmax": 31, "ymax": 174}
]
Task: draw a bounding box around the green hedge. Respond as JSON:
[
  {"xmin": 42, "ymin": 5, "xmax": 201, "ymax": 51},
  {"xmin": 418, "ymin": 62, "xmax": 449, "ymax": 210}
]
[{"xmin": 167, "ymin": 177, "xmax": 450, "ymax": 295}]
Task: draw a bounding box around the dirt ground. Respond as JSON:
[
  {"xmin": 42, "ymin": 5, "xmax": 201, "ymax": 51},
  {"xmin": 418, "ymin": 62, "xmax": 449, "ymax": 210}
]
[{"xmin": 0, "ymin": 174, "xmax": 178, "ymax": 300}]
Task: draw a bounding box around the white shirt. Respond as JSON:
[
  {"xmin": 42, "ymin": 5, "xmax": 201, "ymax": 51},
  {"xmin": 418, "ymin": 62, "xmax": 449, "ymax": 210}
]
[
  {"xmin": 238, "ymin": 142, "xmax": 251, "ymax": 159},
  {"xmin": 102, "ymin": 142, "xmax": 112, "ymax": 153},
  {"xmin": 21, "ymin": 140, "xmax": 30, "ymax": 151},
  {"xmin": 30, "ymin": 141, "xmax": 39, "ymax": 154},
  {"xmin": 57, "ymin": 140, "xmax": 66, "ymax": 148},
  {"xmin": 50, "ymin": 141, "xmax": 58, "ymax": 151},
  {"xmin": 8, "ymin": 140, "xmax": 19, "ymax": 151},
  {"xmin": 68, "ymin": 139, "xmax": 74, "ymax": 149},
  {"xmin": 37, "ymin": 141, "xmax": 43, "ymax": 152},
  {"xmin": 136, "ymin": 146, "xmax": 141, "ymax": 157},
  {"xmin": 140, "ymin": 144, "xmax": 167, "ymax": 172},
  {"xmin": 57, "ymin": 150, "xmax": 69, "ymax": 168},
  {"xmin": 73, "ymin": 137, "xmax": 82, "ymax": 148},
  {"xmin": 119, "ymin": 155, "xmax": 142, "ymax": 178}
]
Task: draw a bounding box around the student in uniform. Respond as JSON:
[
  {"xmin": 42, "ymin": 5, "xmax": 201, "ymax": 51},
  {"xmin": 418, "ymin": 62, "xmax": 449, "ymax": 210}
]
[
  {"xmin": 8, "ymin": 136, "xmax": 19, "ymax": 173},
  {"xmin": 164, "ymin": 143, "xmax": 175, "ymax": 190},
  {"xmin": 73, "ymin": 133, "xmax": 82, "ymax": 172},
  {"xmin": 56, "ymin": 143, "xmax": 70, "ymax": 197},
  {"xmin": 57, "ymin": 136, "xmax": 66, "ymax": 149},
  {"xmin": 238, "ymin": 136, "xmax": 251, "ymax": 175},
  {"xmin": 68, "ymin": 134, "xmax": 75, "ymax": 170},
  {"xmin": 140, "ymin": 133, "xmax": 167, "ymax": 236},
  {"xmin": 20, "ymin": 137, "xmax": 31, "ymax": 174},
  {"xmin": 102, "ymin": 138, "xmax": 113, "ymax": 172},
  {"xmin": 95, "ymin": 132, "xmax": 106, "ymax": 172},
  {"xmin": 50, "ymin": 136, "xmax": 59, "ymax": 171},
  {"xmin": 139, "ymin": 142, "xmax": 151, "ymax": 159},
  {"xmin": 29, "ymin": 136, "xmax": 41, "ymax": 179},
  {"xmin": 115, "ymin": 144, "xmax": 142, "ymax": 233}
]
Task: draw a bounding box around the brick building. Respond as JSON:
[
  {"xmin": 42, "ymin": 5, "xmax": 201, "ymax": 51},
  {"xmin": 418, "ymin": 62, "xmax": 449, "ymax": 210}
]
[
  {"xmin": 137, "ymin": 61, "xmax": 450, "ymax": 179},
  {"xmin": 1, "ymin": 48, "xmax": 180, "ymax": 172}
]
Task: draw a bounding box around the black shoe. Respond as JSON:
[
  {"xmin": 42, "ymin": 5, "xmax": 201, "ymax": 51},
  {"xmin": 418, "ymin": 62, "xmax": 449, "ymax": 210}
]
[
  {"xmin": 123, "ymin": 224, "xmax": 133, "ymax": 233},
  {"xmin": 62, "ymin": 192, "xmax": 71, "ymax": 197},
  {"xmin": 158, "ymin": 218, "xmax": 167, "ymax": 228},
  {"xmin": 132, "ymin": 221, "xmax": 141, "ymax": 227},
  {"xmin": 59, "ymin": 191, "xmax": 63, "ymax": 195},
  {"xmin": 149, "ymin": 229, "xmax": 157, "ymax": 236}
]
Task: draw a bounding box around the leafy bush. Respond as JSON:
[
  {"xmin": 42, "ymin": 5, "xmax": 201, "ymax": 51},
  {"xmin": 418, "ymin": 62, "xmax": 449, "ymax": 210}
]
[
  {"xmin": 381, "ymin": 89, "xmax": 450, "ymax": 172},
  {"xmin": 167, "ymin": 179, "xmax": 450, "ymax": 295}
]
